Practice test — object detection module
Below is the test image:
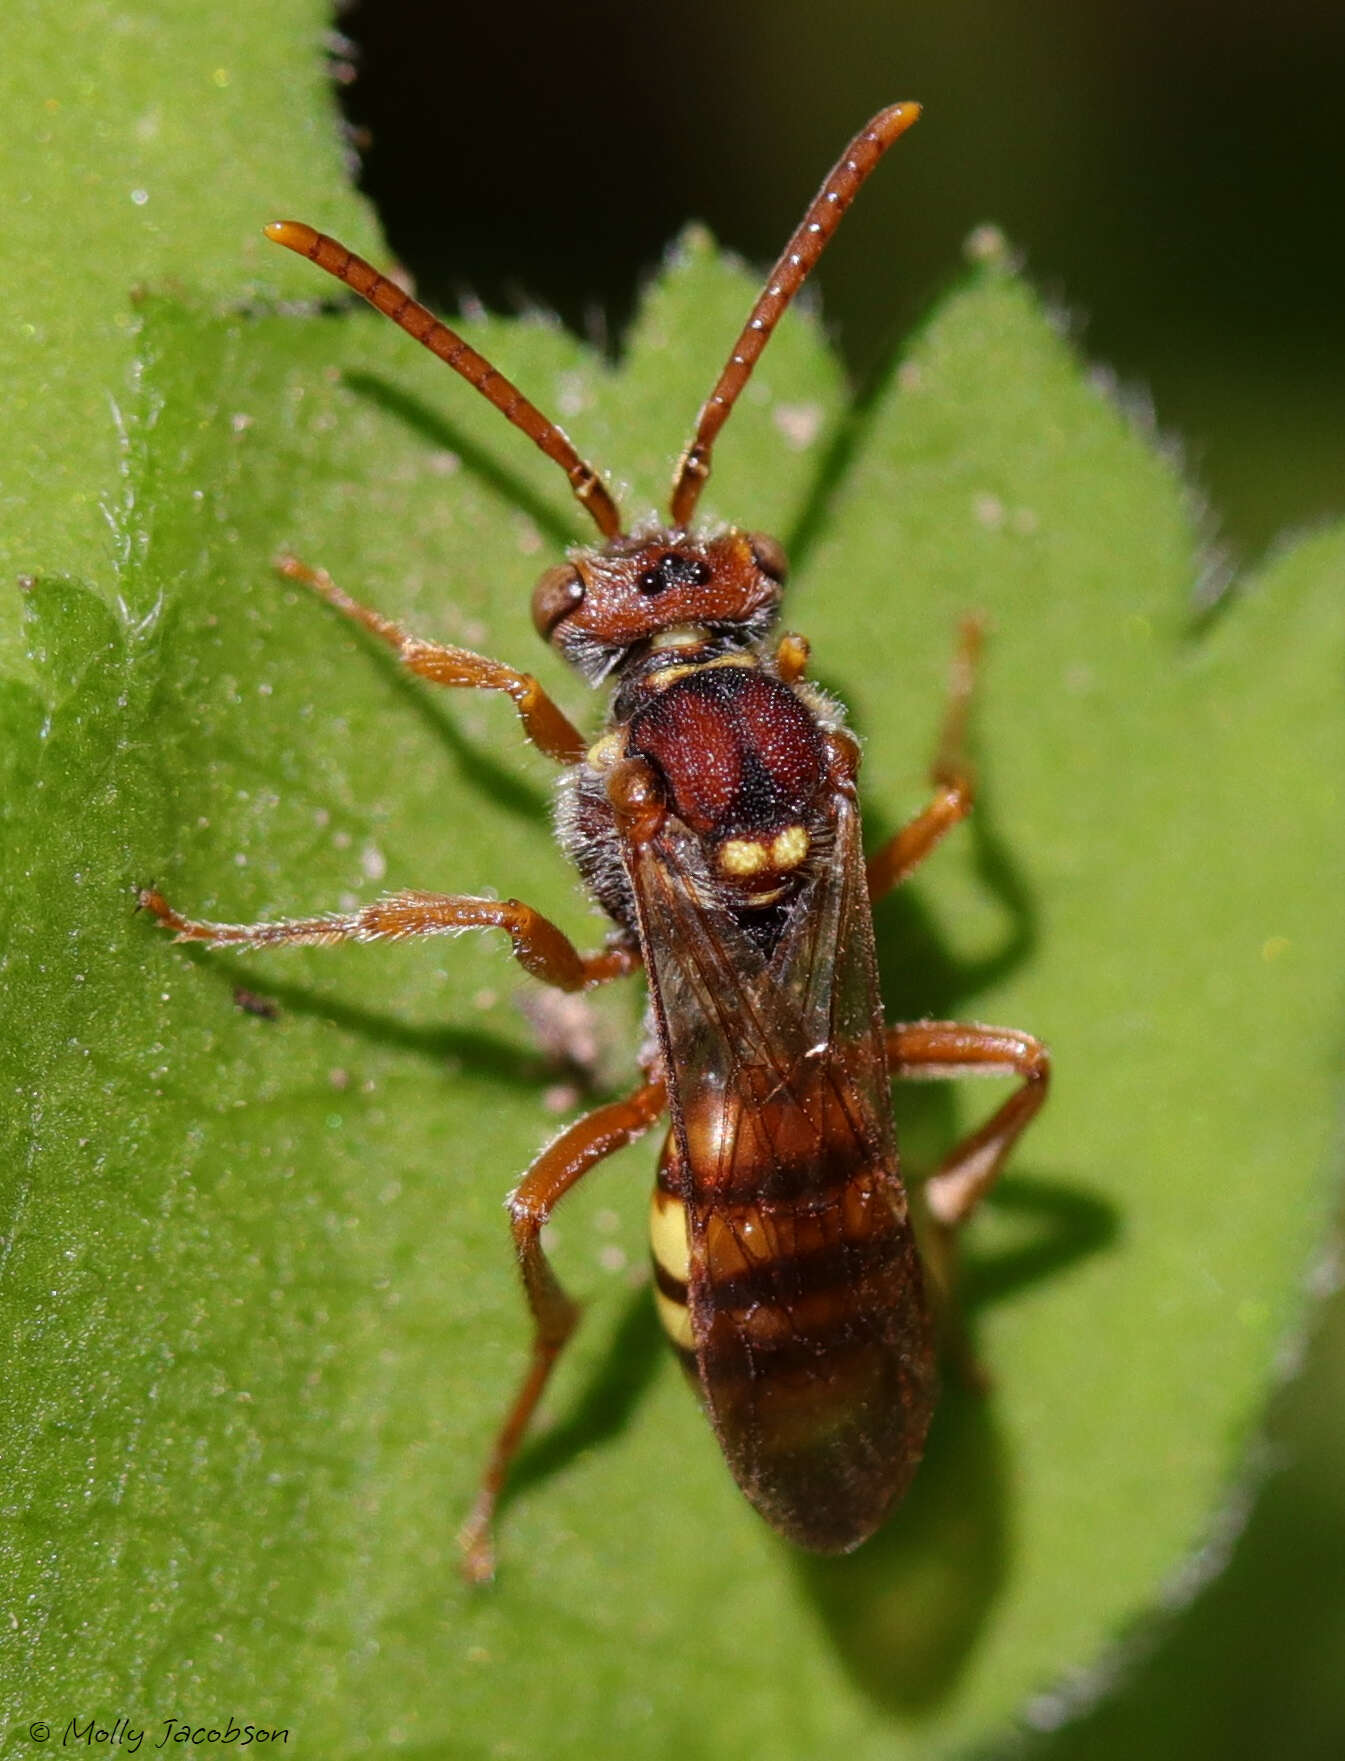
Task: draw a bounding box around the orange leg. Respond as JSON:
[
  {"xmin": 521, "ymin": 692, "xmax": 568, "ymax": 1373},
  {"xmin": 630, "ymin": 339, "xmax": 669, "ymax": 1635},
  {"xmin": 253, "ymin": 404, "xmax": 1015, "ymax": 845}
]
[
  {"xmin": 887, "ymin": 1020, "xmax": 1049, "ymax": 1381},
  {"xmin": 866, "ymin": 616, "xmax": 982, "ymax": 903},
  {"xmin": 139, "ymin": 887, "xmax": 640, "ymax": 992},
  {"xmin": 886, "ymin": 1021, "xmax": 1050, "ymax": 1226},
  {"xmin": 458, "ymin": 1079, "xmax": 668, "ymax": 1584},
  {"xmin": 277, "ymin": 554, "xmax": 587, "ymax": 764}
]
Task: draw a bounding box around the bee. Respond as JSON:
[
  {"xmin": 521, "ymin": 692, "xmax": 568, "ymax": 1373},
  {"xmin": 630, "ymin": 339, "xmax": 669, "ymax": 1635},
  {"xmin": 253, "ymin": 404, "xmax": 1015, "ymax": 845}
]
[{"xmin": 142, "ymin": 103, "xmax": 1049, "ymax": 1583}]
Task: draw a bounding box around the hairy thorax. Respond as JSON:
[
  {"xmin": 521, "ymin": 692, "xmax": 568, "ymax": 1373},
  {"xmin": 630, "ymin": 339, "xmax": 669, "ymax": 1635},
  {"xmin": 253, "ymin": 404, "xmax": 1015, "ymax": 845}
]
[{"xmin": 556, "ymin": 639, "xmax": 839, "ymax": 945}]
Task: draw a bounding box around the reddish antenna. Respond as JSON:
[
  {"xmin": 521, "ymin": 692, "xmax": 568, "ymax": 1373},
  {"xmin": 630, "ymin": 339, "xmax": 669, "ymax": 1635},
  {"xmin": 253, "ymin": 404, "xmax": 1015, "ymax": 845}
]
[
  {"xmin": 669, "ymin": 102, "xmax": 921, "ymax": 530},
  {"xmin": 264, "ymin": 221, "xmax": 623, "ymax": 541}
]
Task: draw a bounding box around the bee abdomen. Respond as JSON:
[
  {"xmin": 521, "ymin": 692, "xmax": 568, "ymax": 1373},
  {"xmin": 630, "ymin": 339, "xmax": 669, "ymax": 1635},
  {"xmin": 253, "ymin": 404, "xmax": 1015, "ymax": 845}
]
[
  {"xmin": 691, "ymin": 1173, "xmax": 936, "ymax": 1553},
  {"xmin": 649, "ymin": 1171, "xmax": 696, "ymax": 1366}
]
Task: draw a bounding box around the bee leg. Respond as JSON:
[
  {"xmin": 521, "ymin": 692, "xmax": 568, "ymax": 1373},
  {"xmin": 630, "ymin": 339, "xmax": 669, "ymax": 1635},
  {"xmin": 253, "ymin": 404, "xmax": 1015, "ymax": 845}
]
[
  {"xmin": 866, "ymin": 616, "xmax": 982, "ymax": 902},
  {"xmin": 138, "ymin": 887, "xmax": 640, "ymax": 991},
  {"xmin": 773, "ymin": 631, "xmax": 811, "ymax": 684},
  {"xmin": 885, "ymin": 1021, "xmax": 1050, "ymax": 1383},
  {"xmin": 276, "ymin": 554, "xmax": 588, "ymax": 764},
  {"xmin": 887, "ymin": 1022, "xmax": 1050, "ymax": 1226},
  {"xmin": 458, "ymin": 1079, "xmax": 667, "ymax": 1585}
]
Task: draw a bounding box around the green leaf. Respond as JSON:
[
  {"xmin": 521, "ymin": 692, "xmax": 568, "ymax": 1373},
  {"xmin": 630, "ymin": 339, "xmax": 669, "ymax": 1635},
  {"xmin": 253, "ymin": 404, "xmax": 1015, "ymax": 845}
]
[
  {"xmin": 2, "ymin": 0, "xmax": 380, "ymax": 647},
  {"xmin": 4, "ymin": 9, "xmax": 1344, "ymax": 1760}
]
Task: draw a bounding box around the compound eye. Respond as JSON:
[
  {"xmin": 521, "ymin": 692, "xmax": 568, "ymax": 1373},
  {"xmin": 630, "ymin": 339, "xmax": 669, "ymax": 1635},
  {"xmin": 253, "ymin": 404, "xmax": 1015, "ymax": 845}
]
[
  {"xmin": 747, "ymin": 532, "xmax": 789, "ymax": 584},
  {"xmin": 531, "ymin": 563, "xmax": 585, "ymax": 639}
]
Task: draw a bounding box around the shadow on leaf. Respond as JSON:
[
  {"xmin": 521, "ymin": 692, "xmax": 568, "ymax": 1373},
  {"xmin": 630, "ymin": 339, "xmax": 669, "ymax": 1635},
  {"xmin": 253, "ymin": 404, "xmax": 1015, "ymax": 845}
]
[
  {"xmin": 152, "ymin": 942, "xmax": 554, "ymax": 1092},
  {"xmin": 798, "ymin": 751, "xmax": 1118, "ymax": 1709},
  {"xmin": 868, "ymin": 743, "xmax": 1039, "ymax": 1021},
  {"xmin": 505, "ymin": 1287, "xmax": 665, "ymax": 1508},
  {"xmin": 803, "ymin": 1169, "xmax": 1117, "ymax": 1714},
  {"xmin": 287, "ymin": 564, "xmax": 553, "ymax": 826},
  {"xmin": 344, "ymin": 370, "xmax": 582, "ymax": 554},
  {"xmin": 963, "ymin": 1173, "xmax": 1120, "ymax": 1314},
  {"xmin": 798, "ymin": 1380, "xmax": 1008, "ymax": 1715}
]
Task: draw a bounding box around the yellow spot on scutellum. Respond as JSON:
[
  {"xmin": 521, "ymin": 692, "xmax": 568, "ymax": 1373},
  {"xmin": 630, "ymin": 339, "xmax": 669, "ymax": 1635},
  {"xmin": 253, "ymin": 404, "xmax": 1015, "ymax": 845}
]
[
  {"xmin": 649, "ymin": 1187, "xmax": 691, "ymax": 1283},
  {"xmin": 771, "ymin": 825, "xmax": 810, "ymax": 869},
  {"xmin": 719, "ymin": 825, "xmax": 809, "ymax": 878},
  {"xmin": 718, "ymin": 837, "xmax": 770, "ymax": 877}
]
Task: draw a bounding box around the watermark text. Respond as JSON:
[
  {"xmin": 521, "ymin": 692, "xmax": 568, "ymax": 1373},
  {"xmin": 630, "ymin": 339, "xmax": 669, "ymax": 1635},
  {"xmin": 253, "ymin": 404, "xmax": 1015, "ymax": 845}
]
[{"xmin": 26, "ymin": 1715, "xmax": 291, "ymax": 1750}]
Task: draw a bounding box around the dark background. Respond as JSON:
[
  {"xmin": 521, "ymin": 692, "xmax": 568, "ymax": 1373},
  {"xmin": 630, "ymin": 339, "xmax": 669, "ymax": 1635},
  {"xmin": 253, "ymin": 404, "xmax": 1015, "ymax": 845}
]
[
  {"xmin": 336, "ymin": 1, "xmax": 1345, "ymax": 1754},
  {"xmin": 337, "ymin": 0, "xmax": 1345, "ymax": 565}
]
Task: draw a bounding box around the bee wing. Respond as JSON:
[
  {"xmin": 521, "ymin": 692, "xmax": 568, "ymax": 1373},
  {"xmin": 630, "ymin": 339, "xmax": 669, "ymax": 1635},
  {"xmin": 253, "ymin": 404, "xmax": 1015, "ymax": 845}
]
[
  {"xmin": 629, "ymin": 786, "xmax": 889, "ymax": 1190},
  {"xmin": 626, "ymin": 786, "xmax": 935, "ymax": 1550}
]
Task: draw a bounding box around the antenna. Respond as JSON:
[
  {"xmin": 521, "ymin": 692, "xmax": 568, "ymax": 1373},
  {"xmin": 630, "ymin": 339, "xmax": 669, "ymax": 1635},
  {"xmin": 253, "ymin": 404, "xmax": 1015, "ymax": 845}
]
[
  {"xmin": 669, "ymin": 102, "xmax": 921, "ymax": 529},
  {"xmin": 265, "ymin": 222, "xmax": 622, "ymax": 540}
]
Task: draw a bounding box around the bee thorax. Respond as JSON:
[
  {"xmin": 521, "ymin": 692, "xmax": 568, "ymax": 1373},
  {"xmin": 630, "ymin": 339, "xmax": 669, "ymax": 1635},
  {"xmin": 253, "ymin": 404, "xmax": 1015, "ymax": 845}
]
[{"xmin": 628, "ymin": 664, "xmax": 827, "ymax": 895}]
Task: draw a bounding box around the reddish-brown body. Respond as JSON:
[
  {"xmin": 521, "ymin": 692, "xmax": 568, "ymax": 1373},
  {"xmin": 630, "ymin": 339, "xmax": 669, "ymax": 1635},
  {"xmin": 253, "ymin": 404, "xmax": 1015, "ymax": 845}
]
[
  {"xmin": 671, "ymin": 1155, "xmax": 932, "ymax": 1551},
  {"xmin": 576, "ymin": 626, "xmax": 940, "ymax": 1549},
  {"xmin": 143, "ymin": 103, "xmax": 1049, "ymax": 1581},
  {"xmin": 636, "ymin": 717, "xmax": 937, "ymax": 1548}
]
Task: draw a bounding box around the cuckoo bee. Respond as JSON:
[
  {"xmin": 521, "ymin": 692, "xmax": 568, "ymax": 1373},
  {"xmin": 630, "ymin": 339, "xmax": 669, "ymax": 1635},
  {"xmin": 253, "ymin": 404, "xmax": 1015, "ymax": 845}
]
[{"xmin": 142, "ymin": 103, "xmax": 1050, "ymax": 1583}]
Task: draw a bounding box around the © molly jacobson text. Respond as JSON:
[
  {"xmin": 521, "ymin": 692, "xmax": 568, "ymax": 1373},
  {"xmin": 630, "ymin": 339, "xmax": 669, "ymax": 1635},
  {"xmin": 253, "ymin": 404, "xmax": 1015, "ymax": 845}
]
[{"xmin": 52, "ymin": 1716, "xmax": 290, "ymax": 1749}]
